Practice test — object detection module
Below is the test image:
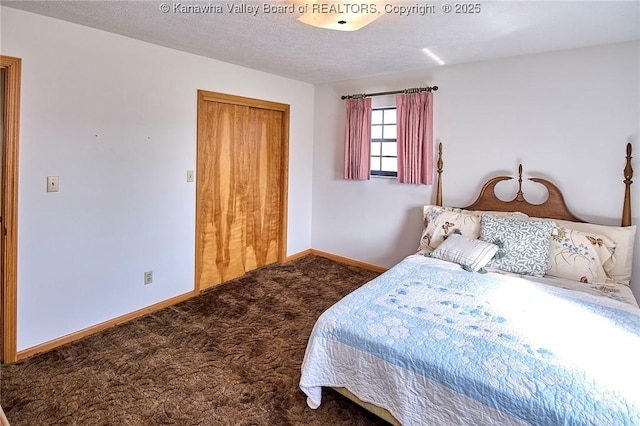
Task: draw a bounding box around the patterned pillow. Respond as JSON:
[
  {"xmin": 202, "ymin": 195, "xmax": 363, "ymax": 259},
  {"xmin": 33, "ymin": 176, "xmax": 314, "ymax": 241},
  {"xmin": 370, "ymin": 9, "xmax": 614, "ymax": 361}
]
[
  {"xmin": 430, "ymin": 234, "xmax": 499, "ymax": 272},
  {"xmin": 418, "ymin": 206, "xmax": 481, "ymax": 252},
  {"xmin": 547, "ymin": 227, "xmax": 615, "ymax": 284},
  {"xmin": 480, "ymin": 215, "xmax": 556, "ymax": 276},
  {"xmin": 554, "ymin": 220, "xmax": 636, "ymax": 285},
  {"xmin": 418, "ymin": 206, "xmax": 531, "ymax": 253}
]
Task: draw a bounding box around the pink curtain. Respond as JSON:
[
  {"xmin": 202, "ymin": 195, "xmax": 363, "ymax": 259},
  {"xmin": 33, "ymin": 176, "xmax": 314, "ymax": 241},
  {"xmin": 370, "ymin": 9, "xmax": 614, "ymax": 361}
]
[
  {"xmin": 344, "ymin": 97, "xmax": 372, "ymax": 180},
  {"xmin": 396, "ymin": 91, "xmax": 433, "ymax": 185}
]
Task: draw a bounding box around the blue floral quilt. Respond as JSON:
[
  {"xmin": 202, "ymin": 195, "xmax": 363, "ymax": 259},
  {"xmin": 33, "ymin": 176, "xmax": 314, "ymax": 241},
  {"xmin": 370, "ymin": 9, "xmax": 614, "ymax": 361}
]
[{"xmin": 300, "ymin": 255, "xmax": 640, "ymax": 426}]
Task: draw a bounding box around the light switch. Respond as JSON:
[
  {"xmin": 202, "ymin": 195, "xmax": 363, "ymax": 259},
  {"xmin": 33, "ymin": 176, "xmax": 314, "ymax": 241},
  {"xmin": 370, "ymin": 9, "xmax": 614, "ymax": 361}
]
[
  {"xmin": 187, "ymin": 170, "xmax": 194, "ymax": 182},
  {"xmin": 47, "ymin": 176, "xmax": 59, "ymax": 192}
]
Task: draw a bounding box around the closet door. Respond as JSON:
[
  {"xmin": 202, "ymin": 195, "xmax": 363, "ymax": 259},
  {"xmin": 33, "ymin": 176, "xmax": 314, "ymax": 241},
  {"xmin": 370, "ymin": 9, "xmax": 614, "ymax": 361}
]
[{"xmin": 196, "ymin": 91, "xmax": 289, "ymax": 291}]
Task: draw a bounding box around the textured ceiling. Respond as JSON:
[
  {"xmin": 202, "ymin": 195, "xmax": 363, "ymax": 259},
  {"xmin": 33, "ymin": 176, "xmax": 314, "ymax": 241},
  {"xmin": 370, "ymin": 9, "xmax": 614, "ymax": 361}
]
[{"xmin": 3, "ymin": 0, "xmax": 639, "ymax": 84}]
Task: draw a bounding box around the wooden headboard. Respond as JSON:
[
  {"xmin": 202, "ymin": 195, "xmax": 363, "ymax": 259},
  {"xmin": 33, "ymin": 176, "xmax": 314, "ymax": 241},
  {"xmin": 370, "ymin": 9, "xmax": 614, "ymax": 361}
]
[{"xmin": 434, "ymin": 143, "xmax": 634, "ymax": 226}]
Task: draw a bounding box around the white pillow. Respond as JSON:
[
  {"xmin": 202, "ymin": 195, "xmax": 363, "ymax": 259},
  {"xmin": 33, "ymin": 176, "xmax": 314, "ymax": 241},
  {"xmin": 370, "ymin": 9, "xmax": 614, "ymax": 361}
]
[{"xmin": 430, "ymin": 234, "xmax": 499, "ymax": 272}]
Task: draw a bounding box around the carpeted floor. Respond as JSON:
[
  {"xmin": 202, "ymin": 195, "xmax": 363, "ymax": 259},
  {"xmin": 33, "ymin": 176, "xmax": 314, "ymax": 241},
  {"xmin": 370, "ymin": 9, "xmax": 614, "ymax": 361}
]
[{"xmin": 0, "ymin": 255, "xmax": 390, "ymax": 425}]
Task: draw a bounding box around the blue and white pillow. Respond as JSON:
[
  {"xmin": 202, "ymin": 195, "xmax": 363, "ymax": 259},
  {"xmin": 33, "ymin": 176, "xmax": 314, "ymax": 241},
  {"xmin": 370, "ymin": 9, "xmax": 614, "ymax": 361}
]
[{"xmin": 480, "ymin": 214, "xmax": 556, "ymax": 276}]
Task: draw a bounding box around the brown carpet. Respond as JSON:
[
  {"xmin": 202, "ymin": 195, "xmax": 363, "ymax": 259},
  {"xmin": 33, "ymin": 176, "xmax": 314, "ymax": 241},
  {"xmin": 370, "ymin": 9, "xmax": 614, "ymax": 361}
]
[{"xmin": 0, "ymin": 255, "xmax": 389, "ymax": 425}]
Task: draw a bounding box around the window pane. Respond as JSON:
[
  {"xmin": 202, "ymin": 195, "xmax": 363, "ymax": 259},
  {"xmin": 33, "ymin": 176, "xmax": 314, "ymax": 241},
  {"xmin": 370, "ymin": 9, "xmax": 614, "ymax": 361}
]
[
  {"xmin": 381, "ymin": 142, "xmax": 397, "ymax": 157},
  {"xmin": 384, "ymin": 109, "xmax": 396, "ymax": 124},
  {"xmin": 371, "ymin": 125, "xmax": 383, "ymax": 139},
  {"xmin": 371, "ymin": 142, "xmax": 381, "ymax": 156},
  {"xmin": 370, "ymin": 157, "xmax": 381, "ymax": 171},
  {"xmin": 381, "ymin": 157, "xmax": 397, "ymax": 172},
  {"xmin": 371, "ymin": 109, "xmax": 383, "ymax": 124},
  {"xmin": 383, "ymin": 124, "xmax": 397, "ymax": 140}
]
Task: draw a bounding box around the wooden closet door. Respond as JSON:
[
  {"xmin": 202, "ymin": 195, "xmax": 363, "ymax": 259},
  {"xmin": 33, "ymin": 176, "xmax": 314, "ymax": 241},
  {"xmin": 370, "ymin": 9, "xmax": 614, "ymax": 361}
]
[{"xmin": 196, "ymin": 92, "xmax": 287, "ymax": 291}]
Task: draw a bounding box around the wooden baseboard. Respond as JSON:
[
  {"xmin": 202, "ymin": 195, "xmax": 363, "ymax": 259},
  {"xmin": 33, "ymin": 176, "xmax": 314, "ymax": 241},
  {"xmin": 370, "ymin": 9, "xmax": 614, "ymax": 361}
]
[
  {"xmin": 284, "ymin": 249, "xmax": 313, "ymax": 262},
  {"xmin": 16, "ymin": 290, "xmax": 195, "ymax": 361},
  {"xmin": 307, "ymin": 249, "xmax": 388, "ymax": 273},
  {"xmin": 14, "ymin": 249, "xmax": 383, "ymax": 362}
]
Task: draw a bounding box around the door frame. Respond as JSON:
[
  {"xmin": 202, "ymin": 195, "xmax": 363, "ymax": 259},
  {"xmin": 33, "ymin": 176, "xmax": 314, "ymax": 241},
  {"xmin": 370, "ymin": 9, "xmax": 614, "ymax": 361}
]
[
  {"xmin": 195, "ymin": 90, "xmax": 290, "ymax": 293},
  {"xmin": 1, "ymin": 56, "xmax": 21, "ymax": 364}
]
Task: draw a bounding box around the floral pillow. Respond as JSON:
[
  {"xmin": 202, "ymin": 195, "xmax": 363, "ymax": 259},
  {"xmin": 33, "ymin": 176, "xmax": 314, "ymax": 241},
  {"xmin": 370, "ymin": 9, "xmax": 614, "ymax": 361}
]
[
  {"xmin": 547, "ymin": 227, "xmax": 616, "ymax": 284},
  {"xmin": 430, "ymin": 234, "xmax": 499, "ymax": 272},
  {"xmin": 554, "ymin": 219, "xmax": 635, "ymax": 285},
  {"xmin": 418, "ymin": 206, "xmax": 481, "ymax": 252},
  {"xmin": 480, "ymin": 214, "xmax": 556, "ymax": 276}
]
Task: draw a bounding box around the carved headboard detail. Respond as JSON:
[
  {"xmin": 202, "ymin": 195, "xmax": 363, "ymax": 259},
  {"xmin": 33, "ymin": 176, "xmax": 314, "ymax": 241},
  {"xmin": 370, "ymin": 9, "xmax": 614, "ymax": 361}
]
[
  {"xmin": 434, "ymin": 142, "xmax": 633, "ymax": 226},
  {"xmin": 461, "ymin": 164, "xmax": 584, "ymax": 222}
]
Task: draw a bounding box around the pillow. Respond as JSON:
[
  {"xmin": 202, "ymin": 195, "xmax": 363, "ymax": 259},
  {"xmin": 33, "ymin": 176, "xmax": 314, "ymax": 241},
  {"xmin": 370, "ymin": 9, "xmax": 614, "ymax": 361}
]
[
  {"xmin": 465, "ymin": 209, "xmax": 529, "ymax": 219},
  {"xmin": 430, "ymin": 234, "xmax": 499, "ymax": 272},
  {"xmin": 418, "ymin": 206, "xmax": 481, "ymax": 252},
  {"xmin": 418, "ymin": 206, "xmax": 528, "ymax": 253},
  {"xmin": 480, "ymin": 214, "xmax": 556, "ymax": 276},
  {"xmin": 441, "ymin": 206, "xmax": 529, "ymax": 219},
  {"xmin": 547, "ymin": 227, "xmax": 615, "ymax": 284},
  {"xmin": 553, "ymin": 220, "xmax": 636, "ymax": 285}
]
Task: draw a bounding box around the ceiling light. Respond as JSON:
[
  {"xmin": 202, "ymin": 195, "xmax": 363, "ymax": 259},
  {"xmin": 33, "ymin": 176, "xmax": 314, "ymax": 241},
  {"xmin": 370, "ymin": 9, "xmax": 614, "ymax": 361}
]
[
  {"xmin": 297, "ymin": 1, "xmax": 383, "ymax": 31},
  {"xmin": 422, "ymin": 48, "xmax": 446, "ymax": 66}
]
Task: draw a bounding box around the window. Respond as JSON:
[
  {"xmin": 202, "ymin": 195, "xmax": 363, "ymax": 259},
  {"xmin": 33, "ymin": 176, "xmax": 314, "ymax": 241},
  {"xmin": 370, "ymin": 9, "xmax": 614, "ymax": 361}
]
[{"xmin": 370, "ymin": 107, "xmax": 397, "ymax": 177}]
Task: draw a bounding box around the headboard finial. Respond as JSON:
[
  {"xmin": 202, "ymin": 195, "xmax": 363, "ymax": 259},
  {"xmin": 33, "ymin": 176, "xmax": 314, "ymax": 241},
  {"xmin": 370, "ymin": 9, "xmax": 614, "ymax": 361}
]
[
  {"xmin": 624, "ymin": 143, "xmax": 633, "ymax": 184},
  {"xmin": 516, "ymin": 164, "xmax": 524, "ymax": 201},
  {"xmin": 436, "ymin": 143, "xmax": 443, "ymax": 206},
  {"xmin": 622, "ymin": 142, "xmax": 633, "ymax": 226}
]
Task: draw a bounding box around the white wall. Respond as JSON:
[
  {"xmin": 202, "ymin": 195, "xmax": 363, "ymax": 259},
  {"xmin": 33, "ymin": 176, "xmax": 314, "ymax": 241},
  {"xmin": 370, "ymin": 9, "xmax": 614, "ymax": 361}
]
[
  {"xmin": 0, "ymin": 7, "xmax": 314, "ymax": 350},
  {"xmin": 312, "ymin": 41, "xmax": 640, "ymax": 298}
]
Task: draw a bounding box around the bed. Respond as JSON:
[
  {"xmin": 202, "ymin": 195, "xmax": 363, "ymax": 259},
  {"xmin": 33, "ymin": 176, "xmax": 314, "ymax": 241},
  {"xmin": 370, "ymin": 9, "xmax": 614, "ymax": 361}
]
[{"xmin": 299, "ymin": 143, "xmax": 638, "ymax": 425}]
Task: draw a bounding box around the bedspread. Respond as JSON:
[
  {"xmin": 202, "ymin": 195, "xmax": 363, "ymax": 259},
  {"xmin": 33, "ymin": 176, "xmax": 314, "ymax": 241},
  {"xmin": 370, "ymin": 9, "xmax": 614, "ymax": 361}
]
[{"xmin": 299, "ymin": 255, "xmax": 640, "ymax": 425}]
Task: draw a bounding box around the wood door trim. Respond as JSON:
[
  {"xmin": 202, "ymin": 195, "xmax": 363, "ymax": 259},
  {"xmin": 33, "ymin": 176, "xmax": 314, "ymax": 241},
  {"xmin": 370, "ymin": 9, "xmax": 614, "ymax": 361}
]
[
  {"xmin": 1, "ymin": 56, "xmax": 21, "ymax": 364},
  {"xmin": 200, "ymin": 92, "xmax": 289, "ymax": 112},
  {"xmin": 278, "ymin": 106, "xmax": 290, "ymax": 264},
  {"xmin": 195, "ymin": 90, "xmax": 290, "ymax": 293}
]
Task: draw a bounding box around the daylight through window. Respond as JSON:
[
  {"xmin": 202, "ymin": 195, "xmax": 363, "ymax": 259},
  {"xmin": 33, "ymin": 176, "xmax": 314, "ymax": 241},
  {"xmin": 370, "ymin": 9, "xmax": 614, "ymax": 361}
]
[{"xmin": 370, "ymin": 107, "xmax": 397, "ymax": 177}]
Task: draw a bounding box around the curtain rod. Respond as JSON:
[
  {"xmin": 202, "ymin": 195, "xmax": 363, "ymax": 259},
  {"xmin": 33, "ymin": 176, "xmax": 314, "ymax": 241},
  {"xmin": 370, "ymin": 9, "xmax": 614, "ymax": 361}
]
[{"xmin": 341, "ymin": 86, "xmax": 438, "ymax": 100}]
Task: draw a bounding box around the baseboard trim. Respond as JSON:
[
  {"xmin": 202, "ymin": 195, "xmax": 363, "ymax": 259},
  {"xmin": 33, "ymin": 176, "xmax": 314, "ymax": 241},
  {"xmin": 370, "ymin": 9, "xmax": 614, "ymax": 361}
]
[
  {"xmin": 14, "ymin": 250, "xmax": 385, "ymax": 361},
  {"xmin": 16, "ymin": 290, "xmax": 195, "ymax": 361},
  {"xmin": 284, "ymin": 249, "xmax": 313, "ymax": 262},
  {"xmin": 308, "ymin": 249, "xmax": 388, "ymax": 273}
]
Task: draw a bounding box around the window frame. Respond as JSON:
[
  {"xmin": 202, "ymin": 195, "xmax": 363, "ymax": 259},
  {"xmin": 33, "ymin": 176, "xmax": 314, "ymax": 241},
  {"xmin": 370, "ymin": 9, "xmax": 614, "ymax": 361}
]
[{"xmin": 370, "ymin": 106, "xmax": 398, "ymax": 178}]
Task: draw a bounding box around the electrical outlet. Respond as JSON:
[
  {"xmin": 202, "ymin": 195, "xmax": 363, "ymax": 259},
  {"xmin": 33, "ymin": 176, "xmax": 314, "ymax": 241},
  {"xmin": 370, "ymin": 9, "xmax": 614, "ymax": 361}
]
[
  {"xmin": 47, "ymin": 176, "xmax": 59, "ymax": 192},
  {"xmin": 144, "ymin": 270, "xmax": 153, "ymax": 285},
  {"xmin": 187, "ymin": 170, "xmax": 194, "ymax": 182}
]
